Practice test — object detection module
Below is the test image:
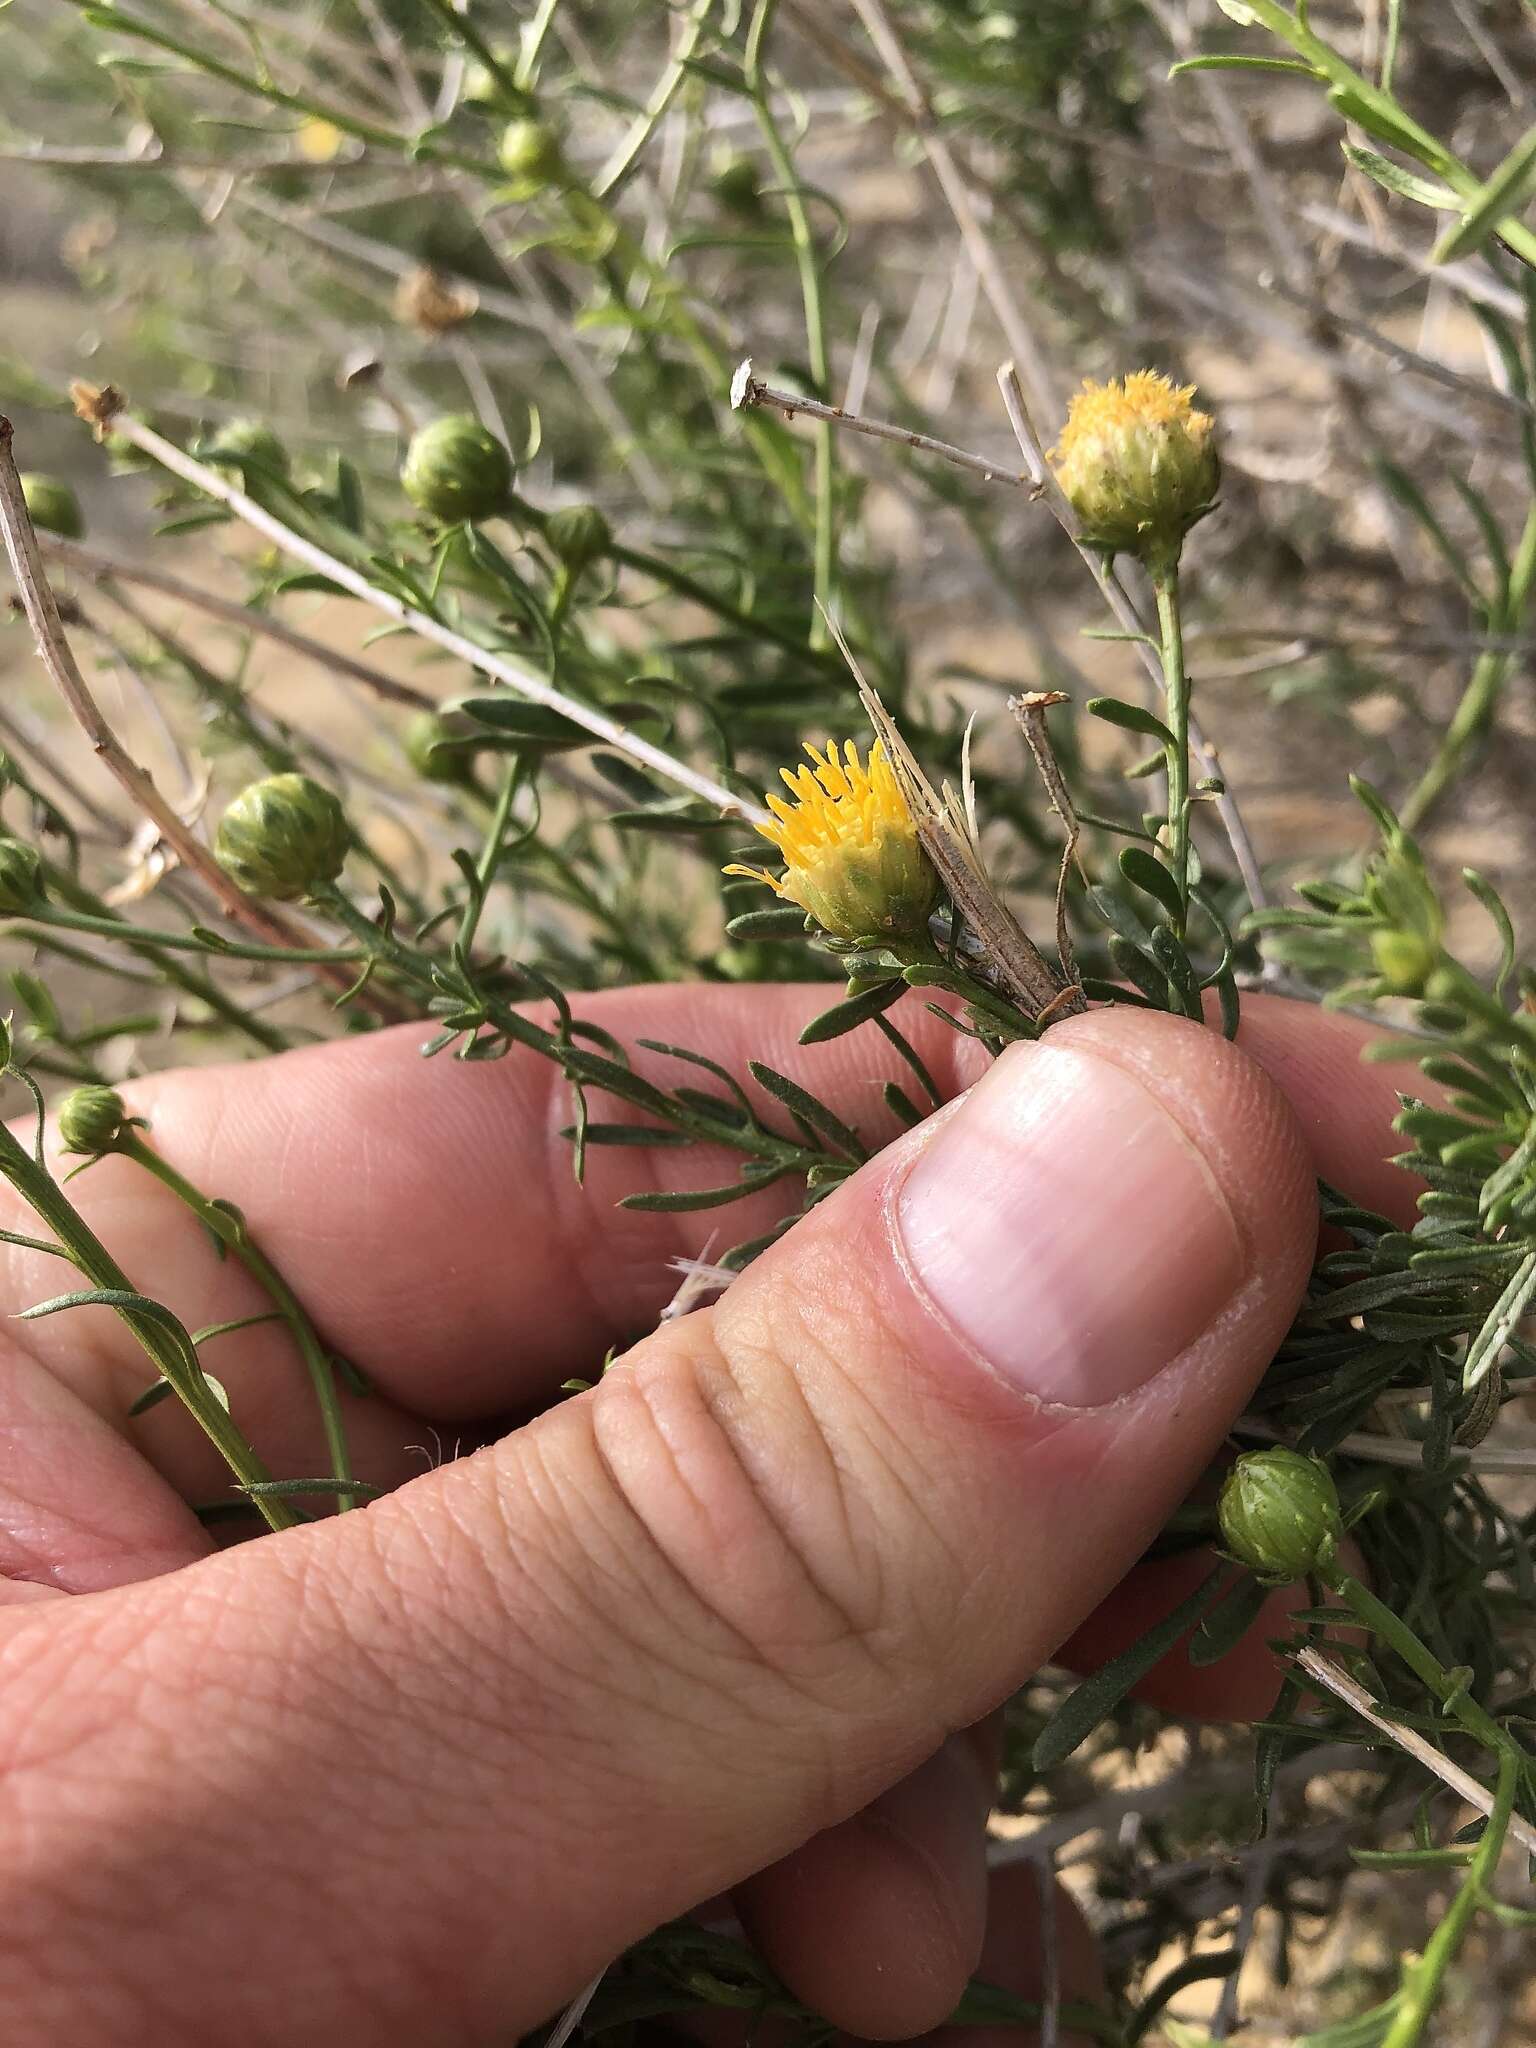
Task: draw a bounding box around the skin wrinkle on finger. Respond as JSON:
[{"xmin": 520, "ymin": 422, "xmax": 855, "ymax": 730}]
[
  {"xmin": 0, "ymin": 1008, "xmax": 1317, "ymax": 2046},
  {"xmin": 89, "ymin": 987, "xmax": 993, "ymax": 1412},
  {"xmin": 593, "ymin": 1216, "xmax": 997, "ymax": 1721},
  {"xmin": 0, "ymin": 1151, "xmax": 421, "ymax": 1492},
  {"xmin": 0, "ymin": 1349, "xmax": 212, "ymax": 1591},
  {"xmin": 0, "ymin": 989, "xmax": 1365, "ymax": 1443},
  {"xmin": 0, "ymin": 995, "xmax": 1425, "ymax": 2048}
]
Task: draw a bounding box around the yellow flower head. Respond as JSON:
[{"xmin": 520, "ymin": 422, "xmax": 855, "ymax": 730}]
[
  {"xmin": 296, "ymin": 117, "xmax": 344, "ymax": 164},
  {"xmin": 1051, "ymin": 370, "xmax": 1218, "ymax": 570},
  {"xmin": 724, "ymin": 740, "xmax": 939, "ymax": 944}
]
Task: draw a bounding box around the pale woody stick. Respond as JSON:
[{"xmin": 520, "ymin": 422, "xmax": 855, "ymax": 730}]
[
  {"xmin": 0, "ymin": 414, "xmax": 387, "ymax": 1012},
  {"xmin": 70, "ymin": 386, "xmax": 765, "ymax": 825},
  {"xmin": 1294, "ymin": 1645, "xmax": 1536, "ymax": 1858}
]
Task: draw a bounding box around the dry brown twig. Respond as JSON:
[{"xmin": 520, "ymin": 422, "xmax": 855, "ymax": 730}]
[
  {"xmin": 67, "ymin": 387, "xmax": 761, "ymax": 823},
  {"xmin": 1234, "ymin": 1412, "xmax": 1536, "ymax": 1477},
  {"xmin": 0, "ymin": 416, "xmax": 405, "ymax": 1014},
  {"xmin": 843, "ymin": 0, "xmax": 1060, "ymax": 426},
  {"xmin": 1009, "ymin": 691, "xmax": 1082, "ymax": 994},
  {"xmin": 1293, "ymin": 1646, "xmax": 1536, "ymax": 1858}
]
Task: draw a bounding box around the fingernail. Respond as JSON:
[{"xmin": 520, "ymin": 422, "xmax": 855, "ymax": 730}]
[{"xmin": 896, "ymin": 1040, "xmax": 1245, "ymax": 1408}]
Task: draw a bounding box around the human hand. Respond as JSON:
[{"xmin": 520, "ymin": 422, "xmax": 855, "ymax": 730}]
[{"xmin": 0, "ymin": 990, "xmax": 1414, "ymax": 2045}]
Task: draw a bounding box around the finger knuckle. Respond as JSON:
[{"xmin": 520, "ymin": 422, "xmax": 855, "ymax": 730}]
[{"xmin": 580, "ymin": 1281, "xmax": 964, "ymax": 1718}]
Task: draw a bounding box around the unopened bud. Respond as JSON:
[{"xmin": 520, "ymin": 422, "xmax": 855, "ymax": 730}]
[
  {"xmin": 498, "ymin": 117, "xmax": 566, "ymax": 197},
  {"xmin": 401, "ymin": 415, "xmax": 514, "ymax": 525},
  {"xmin": 20, "ymin": 473, "xmax": 84, "ymax": 539},
  {"xmin": 1219, "ymin": 1449, "xmax": 1343, "ymax": 1584},
  {"xmin": 404, "ymin": 708, "xmax": 478, "ymax": 785},
  {"xmin": 215, "ymin": 773, "xmax": 349, "ymax": 901},
  {"xmin": 56, "ymin": 1083, "xmax": 132, "ymax": 1157},
  {"xmin": 205, "ymin": 418, "xmax": 290, "ymax": 477},
  {"xmin": 546, "ymin": 503, "xmax": 612, "ymax": 575},
  {"xmin": 0, "ymin": 838, "xmax": 48, "ymax": 915},
  {"xmin": 1371, "ymin": 929, "xmax": 1437, "ymax": 996}
]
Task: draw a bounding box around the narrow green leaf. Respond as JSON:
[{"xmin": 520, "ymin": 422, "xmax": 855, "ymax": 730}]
[
  {"xmin": 611, "ymin": 802, "xmax": 737, "ymax": 833},
  {"xmin": 1325, "ymin": 82, "xmax": 1438, "ymax": 161},
  {"xmin": 1119, "ymin": 846, "xmax": 1184, "ymax": 922},
  {"xmin": 724, "ymin": 906, "xmax": 811, "ymax": 941},
  {"xmin": 1373, "ymin": 460, "xmax": 1483, "ymax": 605},
  {"xmin": 621, "ymin": 1169, "xmax": 792, "ymax": 1212},
  {"xmin": 1463, "ymin": 1250, "xmax": 1536, "ymax": 1390},
  {"xmin": 1432, "ymin": 121, "xmax": 1536, "ymax": 264},
  {"xmin": 127, "ymin": 1377, "xmax": 175, "ymax": 1417},
  {"xmin": 748, "ymin": 1060, "xmax": 867, "ymax": 1160},
  {"xmin": 1462, "ymin": 868, "xmax": 1517, "ymax": 998},
  {"xmin": 1189, "ymin": 1572, "xmax": 1270, "ymax": 1667},
  {"xmin": 1031, "ymin": 1567, "xmax": 1226, "ymax": 1770},
  {"xmin": 882, "ymin": 1081, "xmax": 924, "ymax": 1128},
  {"xmin": 241, "ymin": 1477, "xmax": 385, "ymax": 1500},
  {"xmin": 1131, "ymin": 1953, "xmax": 1238, "ymax": 2041},
  {"xmin": 798, "ymin": 980, "xmax": 905, "ymax": 1045},
  {"xmin": 1342, "ymin": 142, "xmax": 1459, "ymax": 211},
  {"xmin": 557, "ymin": 1122, "xmax": 693, "ymax": 1147},
  {"xmin": 1085, "ymin": 695, "xmax": 1176, "ymax": 749},
  {"xmin": 1446, "ymin": 474, "xmax": 1511, "ymax": 597},
  {"xmin": 1171, "ymin": 54, "xmax": 1319, "ymax": 76},
  {"xmin": 450, "ymin": 698, "xmax": 589, "ymax": 751}
]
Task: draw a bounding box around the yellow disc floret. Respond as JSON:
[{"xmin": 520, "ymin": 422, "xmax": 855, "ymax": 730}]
[
  {"xmin": 1051, "ymin": 370, "xmax": 1219, "ymax": 571},
  {"xmin": 724, "ymin": 740, "xmax": 939, "ymax": 944}
]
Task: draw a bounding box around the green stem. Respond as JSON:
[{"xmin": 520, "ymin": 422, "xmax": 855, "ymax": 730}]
[
  {"xmin": 516, "ymin": 0, "xmax": 564, "ymax": 88},
  {"xmin": 1401, "ymin": 501, "xmax": 1536, "ymax": 830},
  {"xmin": 23, "ymin": 905, "xmax": 368, "ymax": 965},
  {"xmin": 69, "ymin": 0, "xmax": 492, "ymax": 171},
  {"xmin": 1239, "ymin": 0, "xmax": 1536, "ymax": 265},
  {"xmin": 43, "ymin": 873, "xmax": 291, "ymax": 1053},
  {"xmin": 1380, "ymin": 1750, "xmax": 1520, "ymax": 2048},
  {"xmin": 592, "ymin": 0, "xmax": 715, "ymax": 200},
  {"xmin": 308, "ymin": 888, "xmax": 814, "ymax": 1170},
  {"xmin": 457, "ymin": 758, "xmax": 523, "ymax": 958},
  {"xmin": 1153, "ymin": 565, "xmax": 1191, "ymax": 939},
  {"xmin": 1321, "ymin": 1564, "xmax": 1529, "ymax": 1767},
  {"xmin": 118, "ymin": 1137, "xmax": 355, "ymax": 1510},
  {"xmin": 746, "ymin": 0, "xmax": 836, "ymax": 644},
  {"xmin": 0, "ymin": 1119, "xmax": 294, "ymax": 1530}
]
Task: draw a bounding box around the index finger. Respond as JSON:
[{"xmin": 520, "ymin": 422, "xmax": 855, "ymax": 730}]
[{"xmin": 12, "ymin": 987, "xmax": 1416, "ymax": 1421}]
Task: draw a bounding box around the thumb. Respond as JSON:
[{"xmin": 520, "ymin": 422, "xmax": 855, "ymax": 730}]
[{"xmin": 0, "ymin": 1009, "xmax": 1314, "ymax": 2046}]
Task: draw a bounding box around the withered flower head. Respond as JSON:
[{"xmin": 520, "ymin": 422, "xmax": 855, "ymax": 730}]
[
  {"xmin": 1051, "ymin": 370, "xmax": 1218, "ymax": 571},
  {"xmin": 394, "ymin": 266, "xmax": 479, "ymax": 336}
]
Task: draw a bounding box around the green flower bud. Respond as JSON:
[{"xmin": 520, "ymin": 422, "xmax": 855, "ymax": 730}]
[
  {"xmin": 546, "ymin": 503, "xmax": 612, "ymax": 574},
  {"xmin": 19, "ymin": 473, "xmax": 84, "ymax": 539},
  {"xmin": 404, "ymin": 708, "xmax": 477, "ymax": 785},
  {"xmin": 1051, "ymin": 371, "xmax": 1219, "ymax": 571},
  {"xmin": 497, "ymin": 117, "xmax": 566, "ymax": 196},
  {"xmin": 1371, "ymin": 928, "xmax": 1437, "ymax": 995},
  {"xmin": 1218, "ymin": 1449, "xmax": 1343, "ymax": 1584},
  {"xmin": 215, "ymin": 773, "xmax": 349, "ymax": 901},
  {"xmin": 205, "ymin": 418, "xmax": 290, "ymax": 477},
  {"xmin": 0, "ymin": 837, "xmax": 48, "ymax": 915},
  {"xmin": 56, "ymin": 1083, "xmax": 131, "ymax": 1157},
  {"xmin": 401, "ymin": 415, "xmax": 514, "ymax": 525},
  {"xmin": 710, "ymin": 154, "xmax": 764, "ymax": 218}
]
